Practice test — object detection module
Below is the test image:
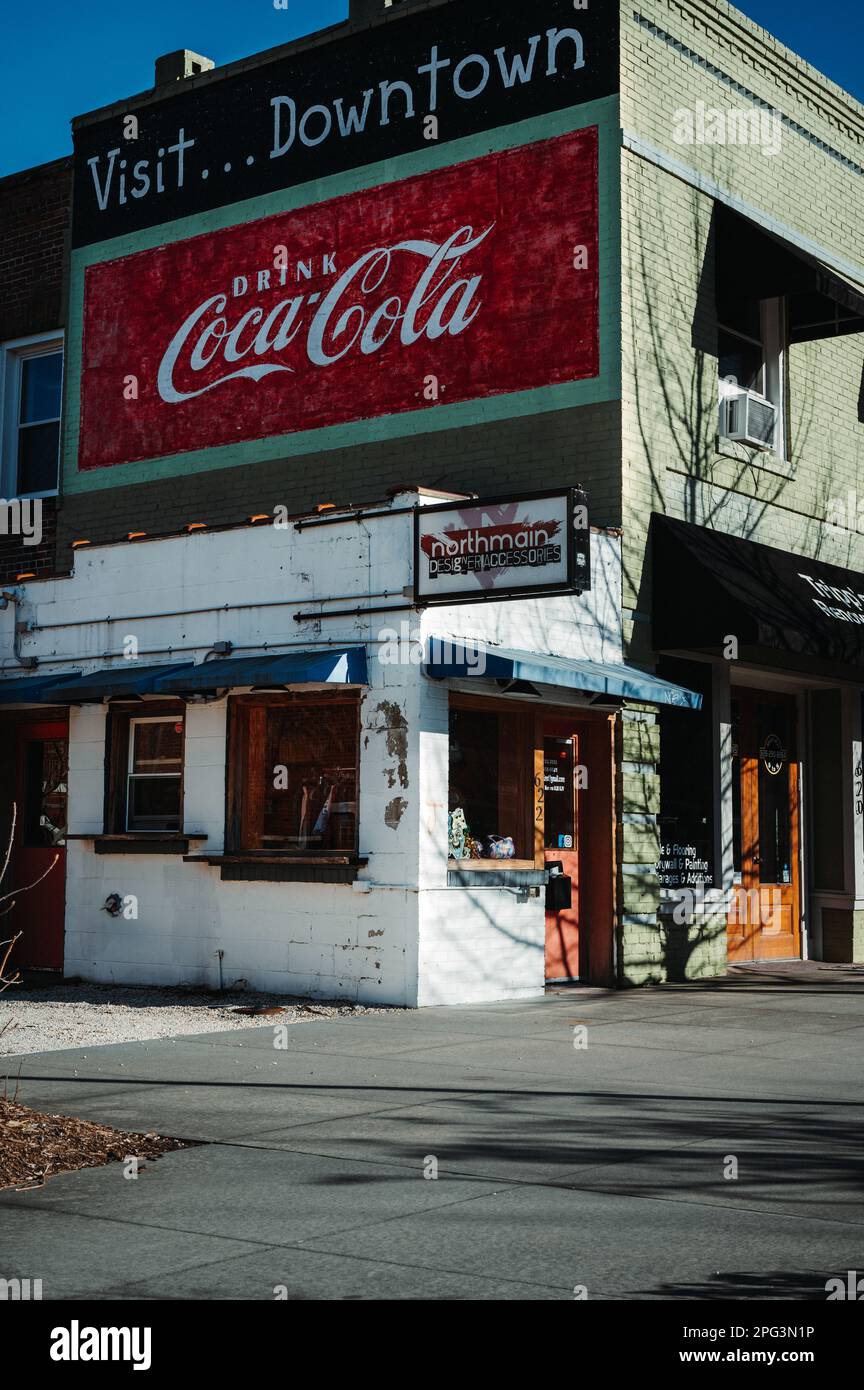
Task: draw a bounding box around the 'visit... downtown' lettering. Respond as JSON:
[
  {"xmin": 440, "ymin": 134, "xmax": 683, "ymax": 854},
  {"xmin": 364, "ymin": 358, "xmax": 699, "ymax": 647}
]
[{"xmin": 71, "ymin": 2, "xmax": 617, "ymax": 246}]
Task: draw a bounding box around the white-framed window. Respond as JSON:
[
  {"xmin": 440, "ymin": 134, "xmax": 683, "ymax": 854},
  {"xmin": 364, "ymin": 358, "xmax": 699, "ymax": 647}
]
[
  {"xmin": 718, "ymin": 297, "xmax": 786, "ymax": 459},
  {"xmin": 126, "ymin": 716, "xmax": 184, "ymax": 832},
  {"xmin": 0, "ymin": 331, "xmax": 64, "ymax": 498}
]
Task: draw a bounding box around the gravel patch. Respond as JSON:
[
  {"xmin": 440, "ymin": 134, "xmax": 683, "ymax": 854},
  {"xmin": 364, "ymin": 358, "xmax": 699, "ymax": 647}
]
[{"xmin": 0, "ymin": 982, "xmax": 392, "ymax": 1057}]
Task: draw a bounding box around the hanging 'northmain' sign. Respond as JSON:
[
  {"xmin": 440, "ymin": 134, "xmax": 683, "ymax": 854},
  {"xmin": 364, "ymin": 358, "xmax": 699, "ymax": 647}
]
[
  {"xmin": 415, "ymin": 489, "xmax": 591, "ymax": 604},
  {"xmin": 71, "ymin": 0, "xmax": 617, "ymax": 248}
]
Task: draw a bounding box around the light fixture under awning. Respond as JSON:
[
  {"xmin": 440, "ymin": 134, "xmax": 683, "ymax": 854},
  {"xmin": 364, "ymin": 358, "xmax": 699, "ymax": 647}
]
[
  {"xmin": 716, "ymin": 205, "xmax": 864, "ymax": 342},
  {"xmin": 422, "ymin": 640, "xmax": 702, "ymax": 709},
  {"xmin": 152, "ymin": 647, "xmax": 369, "ymax": 694}
]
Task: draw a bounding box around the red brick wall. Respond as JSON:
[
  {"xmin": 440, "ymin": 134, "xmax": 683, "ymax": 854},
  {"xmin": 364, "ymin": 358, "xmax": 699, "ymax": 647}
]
[
  {"xmin": 0, "ymin": 157, "xmax": 71, "ymax": 583},
  {"xmin": 0, "ymin": 157, "xmax": 70, "ymax": 341}
]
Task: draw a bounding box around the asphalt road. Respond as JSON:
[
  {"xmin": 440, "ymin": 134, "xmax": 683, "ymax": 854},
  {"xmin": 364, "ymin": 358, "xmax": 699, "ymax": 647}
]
[{"xmin": 3, "ymin": 962, "xmax": 863, "ymax": 1301}]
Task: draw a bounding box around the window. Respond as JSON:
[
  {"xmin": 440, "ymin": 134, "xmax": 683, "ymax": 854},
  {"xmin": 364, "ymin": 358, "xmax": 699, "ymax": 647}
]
[
  {"xmin": 448, "ymin": 701, "xmax": 534, "ymax": 863},
  {"xmin": 127, "ymin": 718, "xmax": 184, "ymax": 831},
  {"xmin": 1, "ymin": 334, "xmax": 64, "ymax": 496},
  {"xmin": 104, "ymin": 705, "xmax": 185, "ymax": 834},
  {"xmin": 228, "ymin": 693, "xmax": 360, "ymax": 854},
  {"xmin": 543, "ymin": 737, "xmax": 575, "ymax": 851},
  {"xmin": 811, "ymin": 689, "xmax": 844, "ymax": 891},
  {"xmin": 657, "ymin": 658, "xmax": 715, "ymax": 890},
  {"xmin": 22, "ymin": 737, "xmax": 68, "ymax": 847},
  {"xmin": 717, "ymin": 297, "xmax": 786, "ymax": 457}
]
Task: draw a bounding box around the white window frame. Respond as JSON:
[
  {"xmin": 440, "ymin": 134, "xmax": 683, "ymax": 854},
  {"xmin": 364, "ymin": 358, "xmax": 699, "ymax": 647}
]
[
  {"xmin": 0, "ymin": 330, "xmax": 64, "ymax": 499},
  {"xmin": 761, "ymin": 297, "xmax": 787, "ymax": 461},
  {"xmin": 717, "ymin": 297, "xmax": 787, "ymax": 462},
  {"xmin": 126, "ymin": 715, "xmax": 184, "ymax": 833}
]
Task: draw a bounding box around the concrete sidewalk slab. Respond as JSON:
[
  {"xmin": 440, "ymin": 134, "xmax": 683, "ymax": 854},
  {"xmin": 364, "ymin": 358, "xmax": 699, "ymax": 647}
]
[
  {"xmin": 299, "ymin": 1182, "xmax": 860, "ymax": 1301},
  {"xmin": 3, "ymin": 971, "xmax": 864, "ymax": 1300}
]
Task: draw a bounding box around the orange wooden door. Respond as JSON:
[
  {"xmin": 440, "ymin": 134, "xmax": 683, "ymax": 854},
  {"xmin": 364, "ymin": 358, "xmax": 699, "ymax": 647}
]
[
  {"xmin": 543, "ymin": 724, "xmax": 582, "ymax": 981},
  {"xmin": 728, "ymin": 691, "xmax": 800, "ymax": 962},
  {"xmin": 9, "ymin": 721, "xmax": 67, "ymax": 970}
]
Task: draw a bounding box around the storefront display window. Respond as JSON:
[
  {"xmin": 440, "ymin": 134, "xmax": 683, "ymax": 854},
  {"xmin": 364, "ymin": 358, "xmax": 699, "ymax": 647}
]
[
  {"xmin": 228, "ymin": 693, "xmax": 359, "ymax": 854},
  {"xmin": 657, "ymin": 658, "xmax": 715, "ymax": 889},
  {"xmin": 447, "ymin": 701, "xmax": 533, "ymax": 863},
  {"xmin": 811, "ymin": 688, "xmax": 844, "ymax": 890}
]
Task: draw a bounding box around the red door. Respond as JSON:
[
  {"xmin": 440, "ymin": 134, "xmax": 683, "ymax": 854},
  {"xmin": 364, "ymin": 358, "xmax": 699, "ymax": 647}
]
[
  {"xmin": 8, "ymin": 721, "xmax": 68, "ymax": 970},
  {"xmin": 544, "ymin": 723, "xmax": 582, "ymax": 981}
]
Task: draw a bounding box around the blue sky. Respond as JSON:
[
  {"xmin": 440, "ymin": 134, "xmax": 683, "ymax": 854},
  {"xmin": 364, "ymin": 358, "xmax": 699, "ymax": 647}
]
[{"xmin": 1, "ymin": 0, "xmax": 861, "ymax": 178}]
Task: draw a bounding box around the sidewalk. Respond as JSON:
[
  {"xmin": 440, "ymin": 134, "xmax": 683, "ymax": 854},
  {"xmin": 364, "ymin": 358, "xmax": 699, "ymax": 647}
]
[{"xmin": 2, "ymin": 969, "xmax": 863, "ymax": 1300}]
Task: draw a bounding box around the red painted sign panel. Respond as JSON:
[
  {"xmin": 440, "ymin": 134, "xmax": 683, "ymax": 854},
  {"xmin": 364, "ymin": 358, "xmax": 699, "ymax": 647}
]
[{"xmin": 78, "ymin": 129, "xmax": 599, "ymax": 471}]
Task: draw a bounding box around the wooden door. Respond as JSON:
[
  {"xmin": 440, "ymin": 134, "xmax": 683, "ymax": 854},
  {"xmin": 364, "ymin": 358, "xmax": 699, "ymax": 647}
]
[
  {"xmin": 727, "ymin": 690, "xmax": 800, "ymax": 962},
  {"xmin": 8, "ymin": 721, "xmax": 67, "ymax": 970},
  {"xmin": 543, "ymin": 723, "xmax": 582, "ymax": 981}
]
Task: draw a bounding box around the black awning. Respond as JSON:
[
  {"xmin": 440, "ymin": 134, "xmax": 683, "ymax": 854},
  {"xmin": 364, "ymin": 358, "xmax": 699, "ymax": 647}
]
[
  {"xmin": 716, "ymin": 205, "xmax": 864, "ymax": 342},
  {"xmin": 652, "ymin": 515, "xmax": 864, "ymax": 671}
]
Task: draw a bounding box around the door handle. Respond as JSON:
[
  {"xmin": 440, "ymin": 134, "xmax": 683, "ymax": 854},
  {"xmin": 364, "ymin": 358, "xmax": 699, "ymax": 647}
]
[{"xmin": 752, "ymin": 854, "xmax": 761, "ymax": 865}]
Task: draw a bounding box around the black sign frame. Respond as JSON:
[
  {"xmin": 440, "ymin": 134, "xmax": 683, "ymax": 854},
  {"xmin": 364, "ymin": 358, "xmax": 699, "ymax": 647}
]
[{"xmin": 413, "ymin": 486, "xmax": 590, "ymax": 608}]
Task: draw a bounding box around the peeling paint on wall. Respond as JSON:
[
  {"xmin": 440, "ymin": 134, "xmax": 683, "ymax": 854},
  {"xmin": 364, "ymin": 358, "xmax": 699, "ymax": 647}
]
[
  {"xmin": 385, "ymin": 797, "xmax": 408, "ymax": 830},
  {"xmin": 374, "ymin": 700, "xmax": 409, "ymax": 790}
]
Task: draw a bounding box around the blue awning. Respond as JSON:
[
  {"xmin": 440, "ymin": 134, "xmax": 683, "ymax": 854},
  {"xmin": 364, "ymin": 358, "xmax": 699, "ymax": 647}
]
[
  {"xmin": 0, "ymin": 671, "xmax": 82, "ymax": 704},
  {"xmin": 41, "ymin": 662, "xmax": 197, "ymax": 702},
  {"xmin": 423, "ymin": 640, "xmax": 702, "ymax": 709},
  {"xmin": 152, "ymin": 647, "xmax": 369, "ymax": 694}
]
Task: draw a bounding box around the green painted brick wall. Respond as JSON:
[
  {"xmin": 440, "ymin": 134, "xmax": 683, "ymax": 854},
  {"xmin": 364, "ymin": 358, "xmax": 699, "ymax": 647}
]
[
  {"xmin": 56, "ymin": 399, "xmax": 621, "ymax": 559},
  {"xmin": 616, "ymin": 0, "xmax": 864, "ymax": 983},
  {"xmin": 622, "ymin": 772, "xmax": 660, "ymax": 815},
  {"xmin": 620, "ymin": 0, "xmax": 864, "ymax": 617}
]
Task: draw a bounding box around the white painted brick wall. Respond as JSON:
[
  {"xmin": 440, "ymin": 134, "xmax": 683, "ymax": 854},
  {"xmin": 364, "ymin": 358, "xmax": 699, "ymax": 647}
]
[{"xmin": 5, "ymin": 496, "xmax": 622, "ymax": 1005}]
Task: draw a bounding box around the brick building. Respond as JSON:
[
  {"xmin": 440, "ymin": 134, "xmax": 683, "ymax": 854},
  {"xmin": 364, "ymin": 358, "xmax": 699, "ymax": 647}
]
[
  {"xmin": 0, "ymin": 0, "xmax": 862, "ymax": 998},
  {"xmin": 0, "ymin": 157, "xmax": 70, "ymax": 585}
]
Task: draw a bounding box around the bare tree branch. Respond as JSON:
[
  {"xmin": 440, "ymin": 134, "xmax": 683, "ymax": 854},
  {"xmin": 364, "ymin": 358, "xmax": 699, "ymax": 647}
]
[{"xmin": 0, "ymin": 803, "xmax": 59, "ymax": 991}]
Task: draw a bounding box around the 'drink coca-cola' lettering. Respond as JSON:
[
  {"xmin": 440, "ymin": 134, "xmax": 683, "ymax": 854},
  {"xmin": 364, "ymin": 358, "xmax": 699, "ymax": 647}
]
[
  {"xmin": 157, "ymin": 224, "xmax": 492, "ymax": 404},
  {"xmin": 78, "ymin": 128, "xmax": 599, "ymax": 470}
]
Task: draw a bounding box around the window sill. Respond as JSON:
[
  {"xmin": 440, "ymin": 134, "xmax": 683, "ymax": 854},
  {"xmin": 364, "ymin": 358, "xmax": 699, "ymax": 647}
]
[
  {"xmin": 183, "ymin": 853, "xmax": 368, "ymax": 884},
  {"xmin": 67, "ymin": 833, "xmax": 208, "ymax": 855},
  {"xmin": 715, "ymin": 436, "xmax": 795, "ymax": 478},
  {"xmin": 447, "ymin": 866, "xmax": 550, "ymax": 888},
  {"xmin": 449, "ymin": 859, "xmax": 536, "ymax": 870}
]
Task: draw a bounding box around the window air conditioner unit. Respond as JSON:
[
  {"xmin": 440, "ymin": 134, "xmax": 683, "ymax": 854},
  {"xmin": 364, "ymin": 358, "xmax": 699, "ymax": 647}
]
[{"xmin": 721, "ymin": 388, "xmax": 776, "ymax": 450}]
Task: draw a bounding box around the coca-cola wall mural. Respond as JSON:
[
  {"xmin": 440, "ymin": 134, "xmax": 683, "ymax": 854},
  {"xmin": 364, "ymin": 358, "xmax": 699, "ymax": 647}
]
[
  {"xmin": 72, "ymin": 0, "xmax": 617, "ymax": 248},
  {"xmin": 77, "ymin": 129, "xmax": 599, "ymax": 471}
]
